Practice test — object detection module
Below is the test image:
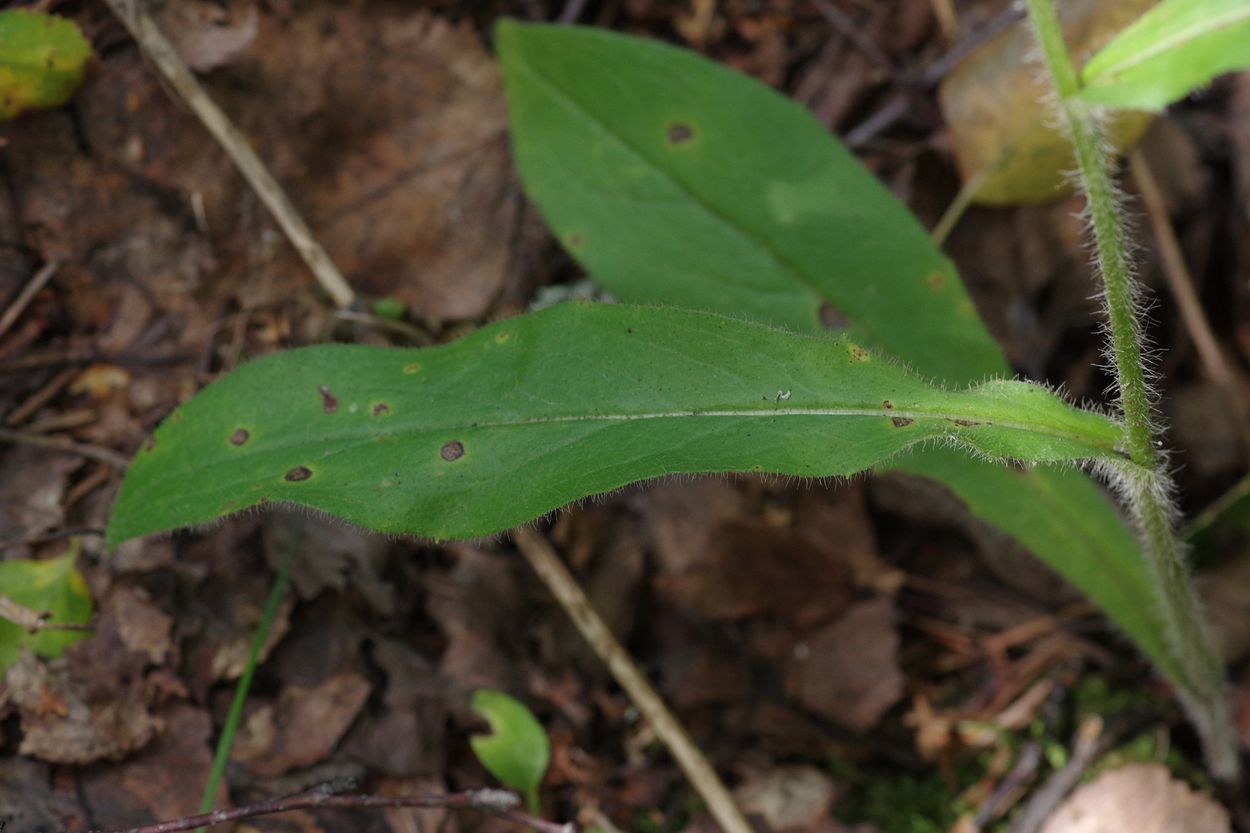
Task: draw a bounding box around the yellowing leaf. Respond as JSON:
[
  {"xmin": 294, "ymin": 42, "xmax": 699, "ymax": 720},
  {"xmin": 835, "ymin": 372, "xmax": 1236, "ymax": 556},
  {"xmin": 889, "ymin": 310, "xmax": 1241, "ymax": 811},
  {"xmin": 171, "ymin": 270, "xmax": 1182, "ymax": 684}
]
[
  {"xmin": 0, "ymin": 545, "xmax": 94, "ymax": 671},
  {"xmin": 0, "ymin": 9, "xmax": 93, "ymax": 121}
]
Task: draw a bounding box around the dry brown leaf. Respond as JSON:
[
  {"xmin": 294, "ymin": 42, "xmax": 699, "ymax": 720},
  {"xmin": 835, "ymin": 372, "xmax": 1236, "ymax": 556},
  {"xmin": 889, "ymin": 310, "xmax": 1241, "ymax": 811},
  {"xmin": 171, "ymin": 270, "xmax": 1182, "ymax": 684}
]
[
  {"xmin": 5, "ymin": 653, "xmax": 160, "ymax": 764},
  {"xmin": 232, "ymin": 671, "xmax": 371, "ymax": 777},
  {"xmin": 734, "ymin": 765, "xmax": 836, "ymax": 833},
  {"xmin": 784, "ymin": 597, "xmax": 903, "ymax": 731},
  {"xmin": 1039, "ymin": 764, "xmax": 1229, "ymax": 833},
  {"xmin": 938, "ymin": 0, "xmax": 1156, "ymax": 205}
]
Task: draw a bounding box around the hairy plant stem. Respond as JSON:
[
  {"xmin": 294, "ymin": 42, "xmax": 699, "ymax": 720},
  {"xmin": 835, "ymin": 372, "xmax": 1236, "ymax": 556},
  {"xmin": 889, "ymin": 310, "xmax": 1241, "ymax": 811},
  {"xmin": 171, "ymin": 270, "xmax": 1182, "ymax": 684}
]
[{"xmin": 1025, "ymin": 0, "xmax": 1238, "ymax": 782}]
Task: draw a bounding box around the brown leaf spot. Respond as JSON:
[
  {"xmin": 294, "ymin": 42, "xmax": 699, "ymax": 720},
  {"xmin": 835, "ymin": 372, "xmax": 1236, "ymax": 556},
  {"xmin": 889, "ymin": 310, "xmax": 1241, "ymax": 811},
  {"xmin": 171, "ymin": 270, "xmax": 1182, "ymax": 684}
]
[
  {"xmin": 440, "ymin": 440, "xmax": 464, "ymax": 462},
  {"xmin": 403, "ymin": 362, "xmax": 422, "ymax": 375},
  {"xmin": 667, "ymin": 122, "xmax": 694, "ymax": 145},
  {"xmin": 318, "ymin": 385, "xmax": 339, "ymax": 413},
  {"xmin": 849, "ymin": 344, "xmax": 871, "ymax": 363},
  {"xmin": 882, "ymin": 400, "xmax": 894, "ymax": 409},
  {"xmin": 230, "ymin": 428, "xmax": 250, "ymax": 446},
  {"xmin": 926, "ymin": 270, "xmax": 946, "ymax": 291},
  {"xmin": 284, "ymin": 466, "xmax": 313, "ymax": 482},
  {"xmin": 142, "ymin": 437, "xmax": 157, "ymax": 452},
  {"xmin": 819, "ymin": 301, "xmax": 850, "ymax": 330},
  {"xmin": 951, "ymin": 418, "xmax": 981, "ymax": 427},
  {"xmin": 371, "ymin": 402, "xmax": 391, "ymax": 416},
  {"xmin": 494, "ymin": 331, "xmax": 510, "ymax": 344},
  {"xmin": 567, "ymin": 232, "xmax": 584, "ymax": 249},
  {"xmin": 891, "ymin": 417, "xmax": 914, "ymax": 428}
]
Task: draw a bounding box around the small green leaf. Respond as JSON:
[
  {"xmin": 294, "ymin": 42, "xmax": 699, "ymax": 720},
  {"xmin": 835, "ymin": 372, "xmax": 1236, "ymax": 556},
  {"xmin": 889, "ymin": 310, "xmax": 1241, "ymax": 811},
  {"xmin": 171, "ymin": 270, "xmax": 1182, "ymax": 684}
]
[
  {"xmin": 1079, "ymin": 0, "xmax": 1250, "ymax": 111},
  {"xmin": 371, "ymin": 297, "xmax": 408, "ymax": 321},
  {"xmin": 0, "ymin": 545, "xmax": 94, "ymax": 671},
  {"xmin": 470, "ymin": 688, "xmax": 550, "ymax": 801},
  {"xmin": 0, "ymin": 9, "xmax": 93, "ymax": 121},
  {"xmin": 106, "ymin": 304, "xmax": 1129, "ymax": 546}
]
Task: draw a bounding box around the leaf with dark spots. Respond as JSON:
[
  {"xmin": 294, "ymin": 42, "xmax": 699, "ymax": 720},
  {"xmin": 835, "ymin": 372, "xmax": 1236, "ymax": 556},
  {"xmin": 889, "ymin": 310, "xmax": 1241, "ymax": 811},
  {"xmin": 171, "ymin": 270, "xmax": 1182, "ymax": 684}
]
[
  {"xmin": 284, "ymin": 466, "xmax": 313, "ymax": 482},
  {"xmin": 666, "ymin": 122, "xmax": 694, "ymax": 144},
  {"xmin": 891, "ymin": 417, "xmax": 914, "ymax": 428},
  {"xmin": 372, "ymin": 402, "xmax": 391, "ymax": 416},
  {"xmin": 230, "ymin": 428, "xmax": 250, "ymax": 446},
  {"xmin": 108, "ymin": 304, "xmax": 1127, "ymax": 545},
  {"xmin": 319, "ymin": 385, "xmax": 339, "ymax": 413}
]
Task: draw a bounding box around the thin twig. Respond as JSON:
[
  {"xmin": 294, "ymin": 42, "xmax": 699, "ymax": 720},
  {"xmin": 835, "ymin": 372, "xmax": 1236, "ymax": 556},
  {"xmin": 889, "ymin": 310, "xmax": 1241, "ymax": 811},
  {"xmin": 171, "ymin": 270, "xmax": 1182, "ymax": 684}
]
[
  {"xmin": 0, "ymin": 427, "xmax": 129, "ymax": 468},
  {"xmin": 76, "ymin": 787, "xmax": 573, "ymax": 833},
  {"xmin": 810, "ymin": 0, "xmax": 894, "ymax": 73},
  {"xmin": 100, "ymin": 0, "xmax": 355, "ymax": 309},
  {"xmin": 0, "ymin": 594, "xmax": 94, "ymax": 634},
  {"xmin": 511, "ymin": 527, "xmax": 754, "ymax": 833},
  {"xmin": 1128, "ymin": 150, "xmax": 1234, "ymax": 387},
  {"xmin": 0, "ymin": 260, "xmax": 59, "ymax": 342},
  {"xmin": 1005, "ymin": 716, "xmax": 1107, "ymax": 833}
]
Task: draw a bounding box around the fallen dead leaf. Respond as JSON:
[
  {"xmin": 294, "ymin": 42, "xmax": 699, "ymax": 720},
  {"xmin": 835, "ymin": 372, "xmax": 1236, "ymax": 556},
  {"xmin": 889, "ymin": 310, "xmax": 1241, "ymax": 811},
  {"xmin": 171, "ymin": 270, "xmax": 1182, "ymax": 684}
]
[
  {"xmin": 232, "ymin": 671, "xmax": 371, "ymax": 777},
  {"xmin": 734, "ymin": 764, "xmax": 836, "ymax": 833},
  {"xmin": 1038, "ymin": 763, "xmax": 1229, "ymax": 833},
  {"xmin": 784, "ymin": 597, "xmax": 904, "ymax": 731}
]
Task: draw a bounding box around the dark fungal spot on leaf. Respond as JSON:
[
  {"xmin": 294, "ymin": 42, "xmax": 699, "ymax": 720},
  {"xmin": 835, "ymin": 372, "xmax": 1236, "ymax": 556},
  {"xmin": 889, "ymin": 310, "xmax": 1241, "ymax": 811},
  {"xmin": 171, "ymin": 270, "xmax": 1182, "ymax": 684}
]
[
  {"xmin": 319, "ymin": 385, "xmax": 338, "ymax": 413},
  {"xmin": 891, "ymin": 417, "xmax": 914, "ymax": 428},
  {"xmin": 230, "ymin": 428, "xmax": 250, "ymax": 446},
  {"xmin": 882, "ymin": 400, "xmax": 894, "ymax": 409},
  {"xmin": 627, "ymin": 327, "xmax": 634, "ymax": 334},
  {"xmin": 819, "ymin": 301, "xmax": 850, "ymax": 330},
  {"xmin": 567, "ymin": 232, "xmax": 584, "ymax": 249},
  {"xmin": 284, "ymin": 465, "xmax": 313, "ymax": 482},
  {"xmin": 440, "ymin": 440, "xmax": 465, "ymax": 462},
  {"xmin": 142, "ymin": 437, "xmax": 157, "ymax": 452},
  {"xmin": 926, "ymin": 270, "xmax": 946, "ymax": 292},
  {"xmin": 372, "ymin": 402, "xmax": 391, "ymax": 416},
  {"xmin": 666, "ymin": 122, "xmax": 694, "ymax": 145},
  {"xmin": 951, "ymin": 418, "xmax": 981, "ymax": 427},
  {"xmin": 849, "ymin": 344, "xmax": 871, "ymax": 363}
]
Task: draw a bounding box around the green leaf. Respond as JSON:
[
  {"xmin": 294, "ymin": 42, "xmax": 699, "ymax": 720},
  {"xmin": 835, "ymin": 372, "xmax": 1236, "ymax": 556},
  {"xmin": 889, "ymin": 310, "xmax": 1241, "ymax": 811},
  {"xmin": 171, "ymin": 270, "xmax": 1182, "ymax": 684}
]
[
  {"xmin": 1079, "ymin": 0, "xmax": 1250, "ymax": 111},
  {"xmin": 0, "ymin": 545, "xmax": 94, "ymax": 671},
  {"xmin": 496, "ymin": 21, "xmax": 1003, "ymax": 385},
  {"xmin": 497, "ymin": 23, "xmax": 1179, "ymax": 682},
  {"xmin": 105, "ymin": 304, "xmax": 1128, "ymax": 546},
  {"xmin": 470, "ymin": 689, "xmax": 550, "ymax": 802},
  {"xmin": 0, "ymin": 9, "xmax": 93, "ymax": 121}
]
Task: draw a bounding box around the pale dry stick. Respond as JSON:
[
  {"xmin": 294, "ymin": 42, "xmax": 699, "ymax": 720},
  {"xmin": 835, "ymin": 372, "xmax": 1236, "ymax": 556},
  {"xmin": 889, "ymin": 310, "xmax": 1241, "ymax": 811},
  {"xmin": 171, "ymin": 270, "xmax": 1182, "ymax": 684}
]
[
  {"xmin": 101, "ymin": 0, "xmax": 355, "ymax": 310},
  {"xmin": 0, "ymin": 260, "xmax": 58, "ymax": 342},
  {"xmin": 511, "ymin": 527, "xmax": 754, "ymax": 833},
  {"xmin": 1128, "ymin": 149, "xmax": 1234, "ymax": 387}
]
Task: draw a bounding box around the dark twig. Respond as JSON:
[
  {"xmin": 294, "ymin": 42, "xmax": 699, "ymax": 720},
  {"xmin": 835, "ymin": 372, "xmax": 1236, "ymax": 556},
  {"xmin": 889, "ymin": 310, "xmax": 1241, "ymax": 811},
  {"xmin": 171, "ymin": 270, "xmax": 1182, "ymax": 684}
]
[
  {"xmin": 1006, "ymin": 716, "xmax": 1109, "ymax": 833},
  {"xmin": 842, "ymin": 3, "xmax": 1026, "ymax": 146},
  {"xmin": 810, "ymin": 0, "xmax": 893, "ymax": 72},
  {"xmin": 0, "ymin": 427, "xmax": 130, "ymax": 468},
  {"xmin": 76, "ymin": 788, "xmax": 575, "ymax": 833},
  {"xmin": 0, "ymin": 260, "xmax": 59, "ymax": 342}
]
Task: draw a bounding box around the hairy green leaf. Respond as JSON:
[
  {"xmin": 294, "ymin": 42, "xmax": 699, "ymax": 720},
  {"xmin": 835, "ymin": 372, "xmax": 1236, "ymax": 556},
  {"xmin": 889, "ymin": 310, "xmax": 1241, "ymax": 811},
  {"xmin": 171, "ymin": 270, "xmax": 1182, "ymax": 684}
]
[
  {"xmin": 1079, "ymin": 0, "xmax": 1250, "ymax": 111},
  {"xmin": 497, "ymin": 22, "xmax": 1178, "ymax": 681},
  {"xmin": 0, "ymin": 545, "xmax": 94, "ymax": 671},
  {"xmin": 106, "ymin": 305, "xmax": 1126, "ymax": 546},
  {"xmin": 470, "ymin": 689, "xmax": 550, "ymax": 806},
  {"xmin": 0, "ymin": 9, "xmax": 93, "ymax": 120}
]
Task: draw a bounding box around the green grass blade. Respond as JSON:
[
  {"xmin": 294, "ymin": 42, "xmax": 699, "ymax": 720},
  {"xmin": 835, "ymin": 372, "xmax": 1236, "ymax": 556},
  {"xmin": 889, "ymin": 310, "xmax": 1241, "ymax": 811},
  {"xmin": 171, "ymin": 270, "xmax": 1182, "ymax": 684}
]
[
  {"xmin": 106, "ymin": 304, "xmax": 1126, "ymax": 546},
  {"xmin": 496, "ymin": 22, "xmax": 1183, "ymax": 684},
  {"xmin": 1079, "ymin": 0, "xmax": 1250, "ymax": 111}
]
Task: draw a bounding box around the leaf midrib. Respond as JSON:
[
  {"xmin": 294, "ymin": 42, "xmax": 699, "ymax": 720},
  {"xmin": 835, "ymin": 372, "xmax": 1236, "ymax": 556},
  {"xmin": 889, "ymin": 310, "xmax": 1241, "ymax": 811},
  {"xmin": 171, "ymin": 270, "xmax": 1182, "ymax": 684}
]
[{"xmin": 1084, "ymin": 5, "xmax": 1250, "ymax": 83}]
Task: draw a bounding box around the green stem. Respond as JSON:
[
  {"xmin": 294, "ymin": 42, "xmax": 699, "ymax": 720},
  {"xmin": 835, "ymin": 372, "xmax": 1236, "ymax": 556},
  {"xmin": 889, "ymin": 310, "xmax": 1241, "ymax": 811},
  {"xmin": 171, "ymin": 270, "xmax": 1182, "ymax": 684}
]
[
  {"xmin": 1025, "ymin": 0, "xmax": 1238, "ymax": 782},
  {"xmin": 197, "ymin": 526, "xmax": 299, "ymax": 827}
]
